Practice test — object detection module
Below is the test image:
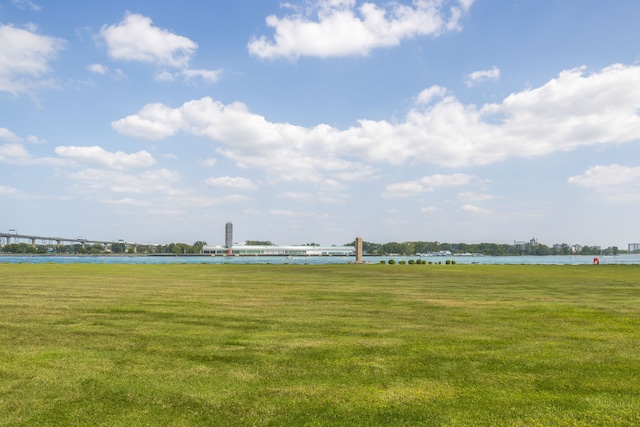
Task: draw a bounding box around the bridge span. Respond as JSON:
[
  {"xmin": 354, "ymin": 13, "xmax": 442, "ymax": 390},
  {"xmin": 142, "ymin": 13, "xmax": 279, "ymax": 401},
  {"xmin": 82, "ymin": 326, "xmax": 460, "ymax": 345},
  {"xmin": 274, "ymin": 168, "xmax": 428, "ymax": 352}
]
[{"xmin": 0, "ymin": 232, "xmax": 147, "ymax": 253}]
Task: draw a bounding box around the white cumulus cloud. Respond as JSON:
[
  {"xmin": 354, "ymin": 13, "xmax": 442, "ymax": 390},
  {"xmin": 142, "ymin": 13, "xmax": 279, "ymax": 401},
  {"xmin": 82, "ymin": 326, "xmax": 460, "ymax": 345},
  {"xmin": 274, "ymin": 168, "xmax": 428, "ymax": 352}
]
[
  {"xmin": 205, "ymin": 176, "xmax": 258, "ymax": 190},
  {"xmin": 461, "ymin": 204, "xmax": 491, "ymax": 214},
  {"xmin": 383, "ymin": 173, "xmax": 477, "ymax": 198},
  {"xmin": 248, "ymin": 0, "xmax": 475, "ymax": 59},
  {"xmin": 54, "ymin": 146, "xmax": 156, "ymax": 170},
  {"xmin": 0, "ymin": 128, "xmax": 22, "ymax": 143},
  {"xmin": 466, "ymin": 66, "xmax": 500, "ymax": 87},
  {"xmin": 0, "ymin": 143, "xmax": 65, "ymax": 166},
  {"xmin": 112, "ymin": 63, "xmax": 640, "ymax": 180},
  {"xmin": 87, "ymin": 63, "xmax": 108, "ymax": 74},
  {"xmin": 182, "ymin": 68, "xmax": 222, "ymax": 83},
  {"xmin": 100, "ymin": 12, "xmax": 196, "ymax": 68},
  {"xmin": 99, "ymin": 12, "xmax": 221, "ymax": 82},
  {"xmin": 66, "ymin": 168, "xmax": 181, "ymax": 195},
  {"xmin": 0, "ymin": 23, "xmax": 65, "ymax": 94},
  {"xmin": 11, "ymin": 0, "xmax": 41, "ymax": 11},
  {"xmin": 568, "ymin": 164, "xmax": 640, "ymax": 203}
]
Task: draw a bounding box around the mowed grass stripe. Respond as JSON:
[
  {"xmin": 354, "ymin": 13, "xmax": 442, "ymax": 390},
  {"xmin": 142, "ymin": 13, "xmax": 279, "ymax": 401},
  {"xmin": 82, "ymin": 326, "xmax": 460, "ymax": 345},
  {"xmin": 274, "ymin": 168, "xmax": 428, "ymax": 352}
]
[{"xmin": 1, "ymin": 264, "xmax": 639, "ymax": 426}]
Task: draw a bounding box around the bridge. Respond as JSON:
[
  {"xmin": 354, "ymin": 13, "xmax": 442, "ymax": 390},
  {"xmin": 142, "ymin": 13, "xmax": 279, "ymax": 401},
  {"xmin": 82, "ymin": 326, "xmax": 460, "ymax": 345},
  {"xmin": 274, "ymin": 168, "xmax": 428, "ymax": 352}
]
[{"xmin": 0, "ymin": 231, "xmax": 147, "ymax": 253}]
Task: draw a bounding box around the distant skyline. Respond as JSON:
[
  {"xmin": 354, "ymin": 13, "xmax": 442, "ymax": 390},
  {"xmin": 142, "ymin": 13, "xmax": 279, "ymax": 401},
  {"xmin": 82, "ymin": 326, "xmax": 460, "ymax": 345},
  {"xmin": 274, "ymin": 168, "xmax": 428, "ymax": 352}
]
[{"xmin": 2, "ymin": 0, "xmax": 640, "ymax": 248}]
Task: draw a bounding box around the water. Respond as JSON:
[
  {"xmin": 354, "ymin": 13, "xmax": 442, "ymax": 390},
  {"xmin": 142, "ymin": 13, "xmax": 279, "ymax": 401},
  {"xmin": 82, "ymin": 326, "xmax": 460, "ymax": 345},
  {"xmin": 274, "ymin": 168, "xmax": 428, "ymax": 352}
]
[{"xmin": 1, "ymin": 254, "xmax": 639, "ymax": 265}]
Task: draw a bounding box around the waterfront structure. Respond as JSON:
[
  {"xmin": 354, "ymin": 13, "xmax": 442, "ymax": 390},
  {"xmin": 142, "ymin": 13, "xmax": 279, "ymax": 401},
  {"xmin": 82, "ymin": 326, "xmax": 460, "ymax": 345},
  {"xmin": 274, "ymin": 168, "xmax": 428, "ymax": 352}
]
[
  {"xmin": 630, "ymin": 243, "xmax": 640, "ymax": 254},
  {"xmin": 202, "ymin": 244, "xmax": 354, "ymax": 257},
  {"xmin": 208, "ymin": 222, "xmax": 355, "ymax": 257},
  {"xmin": 355, "ymin": 237, "xmax": 363, "ymax": 263},
  {"xmin": 225, "ymin": 222, "xmax": 233, "ymax": 255}
]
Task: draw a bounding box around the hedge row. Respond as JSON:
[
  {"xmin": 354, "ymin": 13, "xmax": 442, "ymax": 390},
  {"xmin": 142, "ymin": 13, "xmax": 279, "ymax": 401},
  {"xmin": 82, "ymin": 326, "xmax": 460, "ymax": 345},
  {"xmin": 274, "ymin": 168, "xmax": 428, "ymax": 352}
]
[{"xmin": 380, "ymin": 259, "xmax": 457, "ymax": 265}]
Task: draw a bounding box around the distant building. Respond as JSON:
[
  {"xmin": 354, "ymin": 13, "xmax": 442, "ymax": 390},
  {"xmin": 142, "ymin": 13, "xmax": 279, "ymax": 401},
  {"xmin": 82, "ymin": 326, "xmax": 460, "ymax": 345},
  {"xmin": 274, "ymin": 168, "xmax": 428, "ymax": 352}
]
[
  {"xmin": 513, "ymin": 240, "xmax": 526, "ymax": 250},
  {"xmin": 629, "ymin": 243, "xmax": 640, "ymax": 254},
  {"xmin": 204, "ymin": 222, "xmax": 355, "ymax": 257},
  {"xmin": 202, "ymin": 244, "xmax": 354, "ymax": 257},
  {"xmin": 225, "ymin": 222, "xmax": 233, "ymax": 248}
]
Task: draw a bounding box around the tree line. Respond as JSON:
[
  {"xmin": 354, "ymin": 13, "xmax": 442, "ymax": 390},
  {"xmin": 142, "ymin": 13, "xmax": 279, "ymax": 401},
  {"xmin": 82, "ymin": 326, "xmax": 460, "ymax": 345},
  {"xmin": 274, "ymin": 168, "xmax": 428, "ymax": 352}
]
[
  {"xmin": 0, "ymin": 241, "xmax": 208, "ymax": 255},
  {"xmin": 1, "ymin": 239, "xmax": 624, "ymax": 256},
  {"xmin": 348, "ymin": 241, "xmax": 622, "ymax": 256}
]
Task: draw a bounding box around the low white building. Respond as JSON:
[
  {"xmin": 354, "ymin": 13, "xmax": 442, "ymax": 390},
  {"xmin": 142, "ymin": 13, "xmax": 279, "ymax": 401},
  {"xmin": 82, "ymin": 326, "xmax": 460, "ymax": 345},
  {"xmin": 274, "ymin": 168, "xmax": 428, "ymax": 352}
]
[{"xmin": 202, "ymin": 244, "xmax": 355, "ymax": 256}]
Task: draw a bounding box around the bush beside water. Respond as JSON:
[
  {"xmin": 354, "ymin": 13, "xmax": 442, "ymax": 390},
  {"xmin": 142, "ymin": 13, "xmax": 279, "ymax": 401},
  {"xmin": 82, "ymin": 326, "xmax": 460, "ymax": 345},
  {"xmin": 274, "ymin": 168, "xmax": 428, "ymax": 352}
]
[{"xmin": 379, "ymin": 259, "xmax": 457, "ymax": 265}]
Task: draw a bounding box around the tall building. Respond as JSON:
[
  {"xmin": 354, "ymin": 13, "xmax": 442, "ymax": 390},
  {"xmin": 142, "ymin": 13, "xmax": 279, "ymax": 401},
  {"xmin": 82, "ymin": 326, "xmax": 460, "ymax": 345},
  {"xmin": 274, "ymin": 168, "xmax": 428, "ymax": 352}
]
[{"xmin": 225, "ymin": 222, "xmax": 233, "ymax": 249}]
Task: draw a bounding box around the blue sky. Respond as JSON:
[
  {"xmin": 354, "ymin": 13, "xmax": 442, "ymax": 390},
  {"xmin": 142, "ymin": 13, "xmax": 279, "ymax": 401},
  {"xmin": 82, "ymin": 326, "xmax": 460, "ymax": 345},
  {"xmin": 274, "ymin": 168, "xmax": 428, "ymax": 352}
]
[{"xmin": 1, "ymin": 0, "xmax": 640, "ymax": 248}]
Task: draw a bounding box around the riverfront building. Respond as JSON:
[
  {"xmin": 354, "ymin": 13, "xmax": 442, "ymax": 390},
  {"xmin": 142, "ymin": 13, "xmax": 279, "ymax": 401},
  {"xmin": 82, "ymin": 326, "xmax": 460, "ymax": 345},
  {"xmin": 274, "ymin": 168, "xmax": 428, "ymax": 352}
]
[
  {"xmin": 202, "ymin": 244, "xmax": 355, "ymax": 256},
  {"xmin": 202, "ymin": 222, "xmax": 355, "ymax": 256}
]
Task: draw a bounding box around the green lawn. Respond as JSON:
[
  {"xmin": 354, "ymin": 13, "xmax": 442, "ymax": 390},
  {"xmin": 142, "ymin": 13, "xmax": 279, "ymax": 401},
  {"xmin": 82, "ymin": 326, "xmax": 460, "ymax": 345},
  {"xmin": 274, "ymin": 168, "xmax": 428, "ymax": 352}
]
[{"xmin": 1, "ymin": 264, "xmax": 640, "ymax": 426}]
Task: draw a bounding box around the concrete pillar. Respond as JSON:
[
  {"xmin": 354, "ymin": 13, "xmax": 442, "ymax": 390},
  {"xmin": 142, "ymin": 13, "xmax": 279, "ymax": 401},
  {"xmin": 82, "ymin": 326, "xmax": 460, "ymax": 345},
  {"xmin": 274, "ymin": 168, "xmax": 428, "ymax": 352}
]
[
  {"xmin": 355, "ymin": 237, "xmax": 363, "ymax": 264},
  {"xmin": 31, "ymin": 238, "xmax": 36, "ymax": 248}
]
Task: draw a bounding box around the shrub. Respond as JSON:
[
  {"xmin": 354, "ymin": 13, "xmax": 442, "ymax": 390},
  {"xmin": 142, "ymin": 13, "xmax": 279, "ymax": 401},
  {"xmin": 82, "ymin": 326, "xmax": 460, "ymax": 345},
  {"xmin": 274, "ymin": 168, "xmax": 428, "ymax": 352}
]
[
  {"xmin": 451, "ymin": 260, "xmax": 457, "ymax": 265},
  {"xmin": 379, "ymin": 260, "xmax": 386, "ymax": 264},
  {"xmin": 408, "ymin": 259, "xmax": 415, "ymax": 265},
  {"xmin": 388, "ymin": 259, "xmax": 396, "ymax": 265},
  {"xmin": 399, "ymin": 260, "xmax": 406, "ymax": 265},
  {"xmin": 428, "ymin": 261, "xmax": 433, "ymax": 265},
  {"xmin": 446, "ymin": 260, "xmax": 451, "ymax": 265}
]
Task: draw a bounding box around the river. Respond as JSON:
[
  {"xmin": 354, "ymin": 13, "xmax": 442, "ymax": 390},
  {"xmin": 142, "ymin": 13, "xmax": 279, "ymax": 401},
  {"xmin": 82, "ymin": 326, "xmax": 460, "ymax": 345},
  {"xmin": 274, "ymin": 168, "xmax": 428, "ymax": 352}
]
[{"xmin": 1, "ymin": 254, "xmax": 639, "ymax": 265}]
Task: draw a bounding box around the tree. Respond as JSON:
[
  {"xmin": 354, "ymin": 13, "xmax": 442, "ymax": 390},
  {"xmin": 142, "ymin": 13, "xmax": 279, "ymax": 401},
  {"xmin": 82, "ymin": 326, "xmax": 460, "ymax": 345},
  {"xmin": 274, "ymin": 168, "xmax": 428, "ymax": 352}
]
[
  {"xmin": 193, "ymin": 241, "xmax": 207, "ymax": 253},
  {"xmin": 111, "ymin": 243, "xmax": 126, "ymax": 253}
]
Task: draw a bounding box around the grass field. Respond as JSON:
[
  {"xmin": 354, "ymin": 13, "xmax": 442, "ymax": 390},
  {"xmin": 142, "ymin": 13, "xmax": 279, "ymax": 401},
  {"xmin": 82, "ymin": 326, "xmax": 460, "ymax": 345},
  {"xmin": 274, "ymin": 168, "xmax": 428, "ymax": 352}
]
[{"xmin": 1, "ymin": 263, "xmax": 640, "ymax": 426}]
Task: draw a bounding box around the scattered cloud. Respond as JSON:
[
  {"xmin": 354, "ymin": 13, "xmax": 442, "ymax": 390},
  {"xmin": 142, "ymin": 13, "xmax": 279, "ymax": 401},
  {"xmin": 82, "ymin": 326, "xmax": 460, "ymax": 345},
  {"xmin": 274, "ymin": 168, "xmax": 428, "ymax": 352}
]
[
  {"xmin": 420, "ymin": 206, "xmax": 440, "ymax": 213},
  {"xmin": 0, "ymin": 128, "xmax": 47, "ymax": 145},
  {"xmin": 87, "ymin": 63, "xmax": 108, "ymax": 74},
  {"xmin": 153, "ymin": 70, "xmax": 175, "ymax": 82},
  {"xmin": 277, "ymin": 190, "xmax": 348, "ymax": 204},
  {"xmin": 98, "ymin": 12, "xmax": 221, "ymax": 83},
  {"xmin": 64, "ymin": 167, "xmax": 249, "ymax": 215},
  {"xmin": 466, "ymin": 66, "xmax": 500, "ymax": 87},
  {"xmin": 66, "ymin": 168, "xmax": 182, "ymax": 195},
  {"xmin": 54, "ymin": 146, "xmax": 156, "ymax": 170},
  {"xmin": 457, "ymin": 192, "xmax": 495, "ymax": 202},
  {"xmin": 383, "ymin": 174, "xmax": 477, "ymax": 198},
  {"xmin": 461, "ymin": 204, "xmax": 491, "ymax": 214},
  {"xmin": 415, "ymin": 85, "xmax": 447, "ymax": 105},
  {"xmin": 112, "ymin": 63, "xmax": 640, "ymax": 175},
  {"xmin": 11, "ymin": 0, "xmax": 41, "ymax": 11},
  {"xmin": 25, "ymin": 135, "xmax": 46, "ymax": 144},
  {"xmin": 205, "ymin": 176, "xmax": 258, "ymax": 190},
  {"xmin": 201, "ymin": 158, "xmax": 217, "ymax": 167},
  {"xmin": 182, "ymin": 68, "xmax": 222, "ymax": 83},
  {"xmin": 0, "ymin": 184, "xmax": 22, "ymax": 197},
  {"xmin": 112, "ymin": 97, "xmax": 376, "ymax": 183},
  {"xmin": 112, "ymin": 102, "xmax": 182, "ymax": 139},
  {"xmin": 154, "ymin": 68, "xmax": 222, "ymax": 83},
  {"xmin": 0, "ymin": 183, "xmax": 47, "ymax": 200},
  {"xmin": 248, "ymin": 0, "xmax": 475, "ymax": 59},
  {"xmin": 99, "ymin": 12, "xmax": 196, "ymax": 67},
  {"xmin": 0, "ymin": 143, "xmax": 65, "ymax": 166},
  {"xmin": 0, "ymin": 23, "xmax": 65, "ymax": 94},
  {"xmin": 267, "ymin": 209, "xmax": 329, "ymax": 219},
  {"xmin": 0, "ymin": 128, "xmax": 22, "ymax": 143},
  {"xmin": 568, "ymin": 164, "xmax": 640, "ymax": 203}
]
